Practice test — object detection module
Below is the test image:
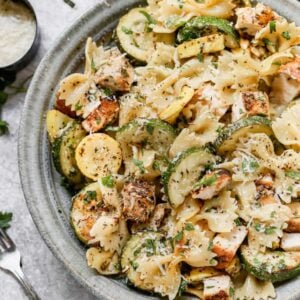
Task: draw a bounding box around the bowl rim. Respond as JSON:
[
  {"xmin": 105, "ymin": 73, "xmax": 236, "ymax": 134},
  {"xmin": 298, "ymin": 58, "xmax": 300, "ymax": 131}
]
[{"xmin": 18, "ymin": 0, "xmax": 300, "ymax": 299}]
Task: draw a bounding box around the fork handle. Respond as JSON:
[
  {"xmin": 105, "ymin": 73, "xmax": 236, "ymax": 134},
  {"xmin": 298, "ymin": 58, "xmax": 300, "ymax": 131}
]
[{"xmin": 10, "ymin": 266, "xmax": 40, "ymax": 300}]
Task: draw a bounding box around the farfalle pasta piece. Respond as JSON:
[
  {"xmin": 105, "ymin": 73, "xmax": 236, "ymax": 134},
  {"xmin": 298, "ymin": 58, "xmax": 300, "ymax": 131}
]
[
  {"xmin": 235, "ymin": 275, "xmax": 276, "ymax": 300},
  {"xmin": 255, "ymin": 19, "xmax": 300, "ymax": 53},
  {"xmin": 272, "ymin": 102, "xmax": 300, "ymax": 149},
  {"xmin": 199, "ymin": 191, "xmax": 238, "ymax": 233},
  {"xmin": 86, "ymin": 248, "xmax": 120, "ymax": 275}
]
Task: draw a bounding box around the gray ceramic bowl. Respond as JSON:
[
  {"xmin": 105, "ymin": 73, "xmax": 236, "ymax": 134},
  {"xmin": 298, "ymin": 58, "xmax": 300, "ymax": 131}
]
[{"xmin": 18, "ymin": 0, "xmax": 300, "ymax": 299}]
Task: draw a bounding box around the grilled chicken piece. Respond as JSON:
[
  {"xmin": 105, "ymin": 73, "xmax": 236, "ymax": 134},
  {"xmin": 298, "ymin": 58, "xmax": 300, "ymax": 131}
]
[
  {"xmin": 203, "ymin": 275, "xmax": 232, "ymax": 300},
  {"xmin": 212, "ymin": 226, "xmax": 248, "ymax": 269},
  {"xmin": 286, "ymin": 203, "xmax": 300, "ymax": 233},
  {"xmin": 149, "ymin": 203, "xmax": 171, "ymax": 230},
  {"xmin": 121, "ymin": 181, "xmax": 156, "ymax": 222},
  {"xmin": 130, "ymin": 203, "xmax": 171, "ymax": 233},
  {"xmin": 192, "ymin": 169, "xmax": 231, "ymax": 200},
  {"xmin": 82, "ymin": 98, "xmax": 119, "ymax": 133},
  {"xmin": 279, "ymin": 57, "xmax": 300, "ymax": 83},
  {"xmin": 232, "ymin": 91, "xmax": 270, "ymax": 122},
  {"xmin": 255, "ymin": 173, "xmax": 277, "ymax": 205},
  {"xmin": 55, "ymin": 98, "xmax": 77, "ymax": 118},
  {"xmin": 281, "ymin": 233, "xmax": 300, "ymax": 251},
  {"xmin": 94, "ymin": 48, "xmax": 134, "ymax": 92},
  {"xmin": 255, "ymin": 173, "xmax": 274, "ymax": 190},
  {"xmin": 235, "ymin": 3, "xmax": 278, "ymax": 36}
]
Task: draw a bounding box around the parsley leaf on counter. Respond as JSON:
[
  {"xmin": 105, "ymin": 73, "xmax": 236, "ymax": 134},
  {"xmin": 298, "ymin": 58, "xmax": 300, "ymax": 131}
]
[{"xmin": 0, "ymin": 212, "xmax": 13, "ymax": 229}]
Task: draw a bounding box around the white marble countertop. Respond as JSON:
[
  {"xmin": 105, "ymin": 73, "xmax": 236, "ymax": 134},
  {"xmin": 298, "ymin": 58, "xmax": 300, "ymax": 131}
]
[{"xmin": 0, "ymin": 1, "xmax": 101, "ymax": 299}]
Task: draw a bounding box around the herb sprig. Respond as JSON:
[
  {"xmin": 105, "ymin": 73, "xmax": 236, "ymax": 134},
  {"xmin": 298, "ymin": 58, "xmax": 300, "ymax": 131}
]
[{"xmin": 0, "ymin": 212, "xmax": 13, "ymax": 229}]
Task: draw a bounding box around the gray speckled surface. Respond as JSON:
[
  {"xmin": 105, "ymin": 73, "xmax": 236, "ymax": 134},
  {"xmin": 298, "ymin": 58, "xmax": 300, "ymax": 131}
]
[{"xmin": 0, "ymin": 1, "xmax": 98, "ymax": 299}]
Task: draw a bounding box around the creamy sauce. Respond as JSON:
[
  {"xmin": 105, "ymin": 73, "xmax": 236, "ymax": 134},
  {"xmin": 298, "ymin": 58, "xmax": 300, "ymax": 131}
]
[{"xmin": 0, "ymin": 0, "xmax": 36, "ymax": 67}]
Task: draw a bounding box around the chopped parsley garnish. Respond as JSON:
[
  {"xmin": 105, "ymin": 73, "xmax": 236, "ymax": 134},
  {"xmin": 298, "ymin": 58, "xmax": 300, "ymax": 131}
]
[
  {"xmin": 234, "ymin": 218, "xmax": 243, "ymax": 226},
  {"xmin": 269, "ymin": 21, "xmax": 276, "ymax": 33},
  {"xmin": 75, "ymin": 102, "xmax": 83, "ymax": 111},
  {"xmin": 263, "ymin": 38, "xmax": 273, "ymax": 46},
  {"xmin": 185, "ymin": 223, "xmax": 195, "ymax": 231},
  {"xmin": 101, "ymin": 175, "xmax": 115, "ymax": 188},
  {"xmin": 229, "ymin": 287, "xmax": 235, "ymax": 297},
  {"xmin": 139, "ymin": 10, "xmax": 156, "ymax": 32},
  {"xmin": 84, "ymin": 190, "xmax": 97, "ymax": 203},
  {"xmin": 130, "ymin": 260, "xmax": 139, "ymax": 270},
  {"xmin": 0, "ymin": 212, "xmax": 13, "ymax": 229},
  {"xmin": 282, "ymin": 31, "xmax": 291, "ymax": 40},
  {"xmin": 285, "ymin": 170, "xmax": 300, "ymax": 181},
  {"xmin": 121, "ymin": 26, "xmax": 133, "ymax": 35},
  {"xmin": 174, "ymin": 230, "xmax": 184, "ymax": 242},
  {"xmin": 114, "ymin": 262, "xmax": 121, "ymax": 271},
  {"xmin": 242, "ymin": 157, "xmax": 259, "ymax": 174},
  {"xmin": 264, "ymin": 226, "xmax": 277, "ymax": 235},
  {"xmin": 197, "ymin": 52, "xmax": 204, "ymax": 62},
  {"xmin": 153, "ymin": 160, "xmax": 160, "ymax": 171},
  {"xmin": 103, "ymin": 87, "xmax": 113, "ymax": 97},
  {"xmin": 194, "ymin": 174, "xmax": 217, "ymax": 189},
  {"xmin": 133, "ymin": 158, "xmax": 145, "ymax": 174},
  {"xmin": 144, "ymin": 239, "xmax": 156, "ymax": 256},
  {"xmin": 211, "ymin": 62, "xmax": 218, "ymax": 69},
  {"xmin": 254, "ymin": 223, "xmax": 277, "ymax": 235},
  {"xmin": 207, "ymin": 240, "xmax": 213, "ymax": 251},
  {"xmin": 91, "ymin": 59, "xmax": 97, "ymax": 72},
  {"xmin": 254, "ymin": 223, "xmax": 262, "ymax": 232}
]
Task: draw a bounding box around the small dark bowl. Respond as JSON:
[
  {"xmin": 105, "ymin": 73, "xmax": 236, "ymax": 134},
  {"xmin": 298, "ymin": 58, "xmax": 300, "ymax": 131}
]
[{"xmin": 0, "ymin": 0, "xmax": 40, "ymax": 72}]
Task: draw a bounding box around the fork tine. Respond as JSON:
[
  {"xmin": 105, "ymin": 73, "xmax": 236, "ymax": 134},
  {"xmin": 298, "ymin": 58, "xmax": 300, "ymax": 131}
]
[
  {"xmin": 0, "ymin": 229, "xmax": 14, "ymax": 250},
  {"xmin": 0, "ymin": 237, "xmax": 6, "ymax": 253}
]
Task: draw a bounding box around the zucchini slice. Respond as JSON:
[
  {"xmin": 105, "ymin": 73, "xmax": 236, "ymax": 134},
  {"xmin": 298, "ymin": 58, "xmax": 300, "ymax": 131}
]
[
  {"xmin": 177, "ymin": 34, "xmax": 225, "ymax": 59},
  {"xmin": 46, "ymin": 109, "xmax": 74, "ymax": 143},
  {"xmin": 52, "ymin": 122, "xmax": 86, "ymax": 185},
  {"xmin": 162, "ymin": 147, "xmax": 216, "ymax": 208},
  {"xmin": 177, "ymin": 16, "xmax": 239, "ymax": 48},
  {"xmin": 70, "ymin": 182, "xmax": 102, "ymax": 244},
  {"xmin": 240, "ymin": 246, "xmax": 300, "ymax": 282},
  {"xmin": 116, "ymin": 118, "xmax": 177, "ymax": 161},
  {"xmin": 116, "ymin": 8, "xmax": 174, "ymax": 63},
  {"xmin": 121, "ymin": 232, "xmax": 175, "ymax": 292},
  {"xmin": 75, "ymin": 133, "xmax": 122, "ymax": 181},
  {"xmin": 214, "ymin": 116, "xmax": 273, "ymax": 155}
]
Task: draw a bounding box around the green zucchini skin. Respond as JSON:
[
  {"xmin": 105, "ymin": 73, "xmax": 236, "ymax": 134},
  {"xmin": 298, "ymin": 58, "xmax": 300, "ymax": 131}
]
[
  {"xmin": 177, "ymin": 16, "xmax": 239, "ymax": 47},
  {"xmin": 52, "ymin": 122, "xmax": 86, "ymax": 185},
  {"xmin": 240, "ymin": 246, "xmax": 300, "ymax": 283},
  {"xmin": 162, "ymin": 147, "xmax": 216, "ymax": 208},
  {"xmin": 214, "ymin": 116, "xmax": 273, "ymax": 155},
  {"xmin": 116, "ymin": 118, "xmax": 177, "ymax": 160},
  {"xmin": 70, "ymin": 182, "xmax": 102, "ymax": 244}
]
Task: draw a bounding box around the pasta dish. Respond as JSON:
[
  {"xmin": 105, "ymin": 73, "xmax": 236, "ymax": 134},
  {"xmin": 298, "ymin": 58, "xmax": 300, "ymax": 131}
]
[{"xmin": 46, "ymin": 0, "xmax": 300, "ymax": 299}]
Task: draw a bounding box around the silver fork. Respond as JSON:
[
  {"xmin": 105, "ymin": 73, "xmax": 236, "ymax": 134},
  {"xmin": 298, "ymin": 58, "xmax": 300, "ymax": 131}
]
[{"xmin": 0, "ymin": 229, "xmax": 40, "ymax": 300}]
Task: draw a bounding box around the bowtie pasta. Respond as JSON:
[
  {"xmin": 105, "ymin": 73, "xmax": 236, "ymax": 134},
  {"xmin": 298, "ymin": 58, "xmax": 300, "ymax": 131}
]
[{"xmin": 46, "ymin": 0, "xmax": 300, "ymax": 299}]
